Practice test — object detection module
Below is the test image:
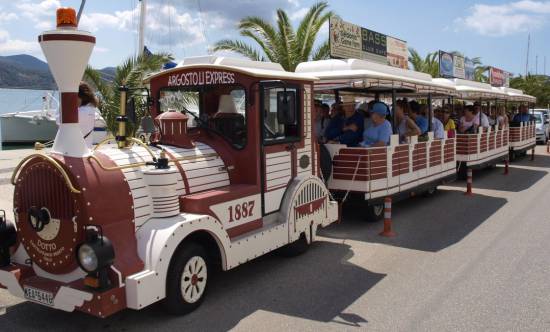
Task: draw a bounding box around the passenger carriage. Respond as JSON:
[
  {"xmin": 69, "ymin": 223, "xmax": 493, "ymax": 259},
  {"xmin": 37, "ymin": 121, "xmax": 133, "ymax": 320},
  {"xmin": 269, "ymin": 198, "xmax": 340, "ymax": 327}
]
[
  {"xmin": 295, "ymin": 59, "xmax": 457, "ymax": 220},
  {"xmin": 501, "ymin": 88, "xmax": 537, "ymax": 160},
  {"xmin": 0, "ymin": 9, "xmax": 338, "ymax": 318}
]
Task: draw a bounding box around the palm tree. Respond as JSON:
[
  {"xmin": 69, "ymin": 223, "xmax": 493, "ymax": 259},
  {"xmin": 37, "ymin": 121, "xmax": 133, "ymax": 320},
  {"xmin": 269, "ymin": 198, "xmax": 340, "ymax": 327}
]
[
  {"xmin": 212, "ymin": 2, "xmax": 334, "ymax": 71},
  {"xmin": 408, "ymin": 48, "xmax": 439, "ymax": 77},
  {"xmin": 84, "ymin": 52, "xmax": 173, "ymax": 136}
]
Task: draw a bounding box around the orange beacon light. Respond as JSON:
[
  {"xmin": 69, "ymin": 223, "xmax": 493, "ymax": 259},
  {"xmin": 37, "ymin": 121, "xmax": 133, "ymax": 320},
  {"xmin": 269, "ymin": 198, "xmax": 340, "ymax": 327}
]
[{"xmin": 56, "ymin": 7, "xmax": 77, "ymax": 28}]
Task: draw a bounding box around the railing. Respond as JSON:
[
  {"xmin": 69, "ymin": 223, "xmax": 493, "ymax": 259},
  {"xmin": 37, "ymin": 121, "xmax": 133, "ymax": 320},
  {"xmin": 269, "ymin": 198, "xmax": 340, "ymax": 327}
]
[
  {"xmin": 325, "ymin": 133, "xmax": 456, "ymax": 199},
  {"xmin": 509, "ymin": 121, "xmax": 536, "ymax": 149},
  {"xmin": 456, "ymin": 126, "xmax": 509, "ymax": 165}
]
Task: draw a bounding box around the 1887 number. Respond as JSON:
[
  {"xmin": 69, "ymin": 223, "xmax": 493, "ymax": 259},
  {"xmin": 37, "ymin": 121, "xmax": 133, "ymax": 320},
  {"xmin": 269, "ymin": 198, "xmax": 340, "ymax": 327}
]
[{"xmin": 228, "ymin": 201, "xmax": 255, "ymax": 222}]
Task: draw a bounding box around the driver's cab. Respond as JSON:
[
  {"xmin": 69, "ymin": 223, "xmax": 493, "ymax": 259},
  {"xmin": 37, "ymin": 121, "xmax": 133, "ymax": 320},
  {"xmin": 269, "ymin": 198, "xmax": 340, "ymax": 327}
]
[{"xmin": 145, "ymin": 56, "xmax": 318, "ymax": 235}]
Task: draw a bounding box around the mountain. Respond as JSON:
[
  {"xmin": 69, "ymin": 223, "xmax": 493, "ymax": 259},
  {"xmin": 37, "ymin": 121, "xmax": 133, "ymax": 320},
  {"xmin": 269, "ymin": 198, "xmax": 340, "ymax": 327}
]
[
  {"xmin": 0, "ymin": 55, "xmax": 55, "ymax": 89},
  {"xmin": 0, "ymin": 54, "xmax": 116, "ymax": 89}
]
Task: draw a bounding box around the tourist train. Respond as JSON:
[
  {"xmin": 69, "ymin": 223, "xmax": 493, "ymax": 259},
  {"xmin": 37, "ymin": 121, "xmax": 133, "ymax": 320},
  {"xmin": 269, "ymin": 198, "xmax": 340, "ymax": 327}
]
[{"xmin": 0, "ymin": 7, "xmax": 536, "ymax": 318}]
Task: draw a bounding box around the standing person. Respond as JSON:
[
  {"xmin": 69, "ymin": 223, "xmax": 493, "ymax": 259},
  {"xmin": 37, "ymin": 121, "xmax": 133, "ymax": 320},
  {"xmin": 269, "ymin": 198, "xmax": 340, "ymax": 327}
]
[
  {"xmin": 56, "ymin": 82, "xmax": 98, "ymax": 148},
  {"xmin": 409, "ymin": 100, "xmax": 428, "ymax": 134},
  {"xmin": 360, "ymin": 102, "xmax": 393, "ymax": 147}
]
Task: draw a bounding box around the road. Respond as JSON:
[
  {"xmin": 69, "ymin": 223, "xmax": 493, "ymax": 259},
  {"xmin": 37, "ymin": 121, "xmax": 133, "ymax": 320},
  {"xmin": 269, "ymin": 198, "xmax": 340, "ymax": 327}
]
[{"xmin": 1, "ymin": 146, "xmax": 550, "ymax": 331}]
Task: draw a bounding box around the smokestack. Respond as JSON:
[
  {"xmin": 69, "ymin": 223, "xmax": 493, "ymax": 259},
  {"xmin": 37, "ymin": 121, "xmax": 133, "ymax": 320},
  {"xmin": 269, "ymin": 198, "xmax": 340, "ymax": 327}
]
[{"xmin": 38, "ymin": 7, "xmax": 95, "ymax": 157}]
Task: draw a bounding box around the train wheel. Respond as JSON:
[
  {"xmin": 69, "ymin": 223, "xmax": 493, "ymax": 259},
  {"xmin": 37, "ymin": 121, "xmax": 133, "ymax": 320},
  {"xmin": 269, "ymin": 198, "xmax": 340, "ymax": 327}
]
[
  {"xmin": 163, "ymin": 243, "xmax": 209, "ymax": 315},
  {"xmin": 364, "ymin": 204, "xmax": 384, "ymax": 222},
  {"xmin": 278, "ymin": 233, "xmax": 310, "ymax": 257},
  {"xmin": 424, "ymin": 186, "xmax": 438, "ymax": 197}
]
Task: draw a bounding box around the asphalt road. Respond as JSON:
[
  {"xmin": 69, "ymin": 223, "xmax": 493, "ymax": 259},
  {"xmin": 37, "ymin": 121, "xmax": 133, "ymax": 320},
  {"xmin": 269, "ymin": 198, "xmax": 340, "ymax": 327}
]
[{"xmin": 1, "ymin": 146, "xmax": 550, "ymax": 331}]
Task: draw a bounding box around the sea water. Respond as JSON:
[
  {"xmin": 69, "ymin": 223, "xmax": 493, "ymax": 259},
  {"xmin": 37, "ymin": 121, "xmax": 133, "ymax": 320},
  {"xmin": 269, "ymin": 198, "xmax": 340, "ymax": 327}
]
[{"xmin": 0, "ymin": 88, "xmax": 58, "ymax": 149}]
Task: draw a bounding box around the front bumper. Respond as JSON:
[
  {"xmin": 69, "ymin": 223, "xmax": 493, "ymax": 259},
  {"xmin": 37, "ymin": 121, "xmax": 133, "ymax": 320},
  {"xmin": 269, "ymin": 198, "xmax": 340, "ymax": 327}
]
[{"xmin": 0, "ymin": 264, "xmax": 126, "ymax": 318}]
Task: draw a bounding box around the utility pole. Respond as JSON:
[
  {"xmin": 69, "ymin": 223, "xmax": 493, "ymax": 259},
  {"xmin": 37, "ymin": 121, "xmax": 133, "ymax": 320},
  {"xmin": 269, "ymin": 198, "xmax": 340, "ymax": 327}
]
[
  {"xmin": 138, "ymin": 0, "xmax": 147, "ymax": 56},
  {"xmin": 536, "ymin": 55, "xmax": 538, "ymax": 75},
  {"xmin": 525, "ymin": 33, "xmax": 530, "ymax": 76}
]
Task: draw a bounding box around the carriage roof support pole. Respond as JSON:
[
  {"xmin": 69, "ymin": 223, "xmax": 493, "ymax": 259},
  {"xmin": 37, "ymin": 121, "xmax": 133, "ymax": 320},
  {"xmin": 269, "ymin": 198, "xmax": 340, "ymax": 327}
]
[
  {"xmin": 334, "ymin": 89, "xmax": 340, "ymax": 103},
  {"xmin": 391, "ymin": 89, "xmax": 397, "ymax": 134},
  {"xmin": 375, "ymin": 92, "xmax": 381, "ymax": 102},
  {"xmin": 428, "ymin": 93, "xmax": 433, "ymax": 132}
]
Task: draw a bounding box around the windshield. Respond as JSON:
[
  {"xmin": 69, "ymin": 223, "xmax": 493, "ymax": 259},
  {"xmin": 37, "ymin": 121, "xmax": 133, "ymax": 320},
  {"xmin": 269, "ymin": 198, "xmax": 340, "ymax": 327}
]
[
  {"xmin": 158, "ymin": 85, "xmax": 247, "ymax": 149},
  {"xmin": 534, "ymin": 112, "xmax": 543, "ymax": 124}
]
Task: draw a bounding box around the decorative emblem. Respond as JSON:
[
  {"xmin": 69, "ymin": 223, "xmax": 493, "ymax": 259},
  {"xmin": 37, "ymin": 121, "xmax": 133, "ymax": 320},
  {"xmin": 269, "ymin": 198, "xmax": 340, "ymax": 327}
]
[{"xmin": 299, "ymin": 154, "xmax": 310, "ymax": 169}]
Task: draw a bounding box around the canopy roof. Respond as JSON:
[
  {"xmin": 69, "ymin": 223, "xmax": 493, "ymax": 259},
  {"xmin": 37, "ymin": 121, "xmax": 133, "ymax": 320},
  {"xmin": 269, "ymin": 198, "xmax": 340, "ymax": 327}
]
[
  {"xmin": 145, "ymin": 56, "xmax": 318, "ymax": 82},
  {"xmin": 433, "ymin": 78, "xmax": 536, "ymax": 103},
  {"xmin": 295, "ymin": 59, "xmax": 457, "ymax": 96}
]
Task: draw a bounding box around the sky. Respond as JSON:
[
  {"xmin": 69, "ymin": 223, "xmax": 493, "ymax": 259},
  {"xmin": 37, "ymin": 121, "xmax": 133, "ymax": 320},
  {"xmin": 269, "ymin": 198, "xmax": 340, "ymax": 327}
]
[{"xmin": 0, "ymin": 0, "xmax": 549, "ymax": 76}]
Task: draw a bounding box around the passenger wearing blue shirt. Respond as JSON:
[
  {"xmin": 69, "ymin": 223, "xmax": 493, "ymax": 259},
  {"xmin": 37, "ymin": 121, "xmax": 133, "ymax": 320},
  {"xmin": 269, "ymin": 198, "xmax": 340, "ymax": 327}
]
[
  {"xmin": 512, "ymin": 105, "xmax": 534, "ymax": 123},
  {"xmin": 327, "ymin": 102, "xmax": 365, "ymax": 146},
  {"xmin": 324, "ymin": 103, "xmax": 345, "ymax": 142},
  {"xmin": 360, "ymin": 102, "xmax": 393, "ymax": 147},
  {"xmin": 409, "ymin": 100, "xmax": 428, "ymax": 134}
]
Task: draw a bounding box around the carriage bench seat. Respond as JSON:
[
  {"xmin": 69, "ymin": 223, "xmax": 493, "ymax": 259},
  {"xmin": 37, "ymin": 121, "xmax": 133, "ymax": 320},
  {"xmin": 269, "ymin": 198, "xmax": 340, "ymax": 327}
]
[{"xmin": 179, "ymin": 184, "xmax": 258, "ymax": 216}]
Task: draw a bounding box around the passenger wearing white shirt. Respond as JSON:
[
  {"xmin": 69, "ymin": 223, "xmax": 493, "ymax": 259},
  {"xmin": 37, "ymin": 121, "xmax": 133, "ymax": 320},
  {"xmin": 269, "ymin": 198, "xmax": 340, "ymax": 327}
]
[
  {"xmin": 77, "ymin": 82, "xmax": 99, "ymax": 148},
  {"xmin": 432, "ymin": 116, "xmax": 445, "ymax": 139},
  {"xmin": 474, "ymin": 103, "xmax": 490, "ymax": 128}
]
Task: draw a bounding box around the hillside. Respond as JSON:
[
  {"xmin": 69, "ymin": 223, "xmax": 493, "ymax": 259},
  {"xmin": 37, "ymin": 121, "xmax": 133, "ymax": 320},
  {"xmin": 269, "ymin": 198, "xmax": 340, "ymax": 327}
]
[{"xmin": 0, "ymin": 54, "xmax": 114, "ymax": 90}]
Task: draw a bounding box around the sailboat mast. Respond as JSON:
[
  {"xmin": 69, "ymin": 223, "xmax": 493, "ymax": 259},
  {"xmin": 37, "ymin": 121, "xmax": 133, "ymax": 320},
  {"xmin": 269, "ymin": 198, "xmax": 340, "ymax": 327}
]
[{"xmin": 138, "ymin": 0, "xmax": 147, "ymax": 56}]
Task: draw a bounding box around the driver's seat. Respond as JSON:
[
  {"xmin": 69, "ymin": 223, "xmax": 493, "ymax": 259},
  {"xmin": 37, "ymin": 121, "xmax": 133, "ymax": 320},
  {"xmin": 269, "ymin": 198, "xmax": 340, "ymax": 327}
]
[{"xmin": 212, "ymin": 95, "xmax": 245, "ymax": 146}]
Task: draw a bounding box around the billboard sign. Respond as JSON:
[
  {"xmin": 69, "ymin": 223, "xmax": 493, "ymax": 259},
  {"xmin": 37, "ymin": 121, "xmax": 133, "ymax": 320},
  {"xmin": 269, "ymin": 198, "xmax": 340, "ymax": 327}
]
[
  {"xmin": 329, "ymin": 17, "xmax": 408, "ymax": 69},
  {"xmin": 465, "ymin": 58, "xmax": 475, "ymax": 81},
  {"xmin": 386, "ymin": 36, "xmax": 408, "ymax": 69},
  {"xmin": 453, "ymin": 55, "xmax": 465, "ymax": 79},
  {"xmin": 439, "ymin": 51, "xmax": 454, "ymax": 78},
  {"xmin": 489, "ymin": 67, "xmax": 505, "ymax": 87}
]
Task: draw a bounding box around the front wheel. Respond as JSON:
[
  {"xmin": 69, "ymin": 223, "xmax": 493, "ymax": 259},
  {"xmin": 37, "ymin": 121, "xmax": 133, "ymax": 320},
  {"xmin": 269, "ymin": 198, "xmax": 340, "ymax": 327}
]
[
  {"xmin": 364, "ymin": 203, "xmax": 384, "ymax": 222},
  {"xmin": 163, "ymin": 243, "xmax": 209, "ymax": 315}
]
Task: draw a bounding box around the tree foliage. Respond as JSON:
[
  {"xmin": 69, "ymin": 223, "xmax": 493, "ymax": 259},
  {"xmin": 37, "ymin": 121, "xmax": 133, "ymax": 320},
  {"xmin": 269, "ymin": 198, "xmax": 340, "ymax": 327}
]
[
  {"xmin": 510, "ymin": 75, "xmax": 550, "ymax": 107},
  {"xmin": 212, "ymin": 2, "xmax": 334, "ymax": 71},
  {"xmin": 84, "ymin": 52, "xmax": 173, "ymax": 136}
]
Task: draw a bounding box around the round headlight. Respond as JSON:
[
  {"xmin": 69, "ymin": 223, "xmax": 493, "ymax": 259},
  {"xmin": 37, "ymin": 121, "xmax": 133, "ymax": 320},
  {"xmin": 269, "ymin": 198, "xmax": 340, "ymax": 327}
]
[{"xmin": 77, "ymin": 244, "xmax": 98, "ymax": 272}]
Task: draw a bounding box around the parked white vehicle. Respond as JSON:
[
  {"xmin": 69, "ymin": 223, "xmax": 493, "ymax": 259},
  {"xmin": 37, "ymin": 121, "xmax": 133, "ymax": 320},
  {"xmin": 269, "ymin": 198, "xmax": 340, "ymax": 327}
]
[{"xmin": 533, "ymin": 110, "xmax": 550, "ymax": 143}]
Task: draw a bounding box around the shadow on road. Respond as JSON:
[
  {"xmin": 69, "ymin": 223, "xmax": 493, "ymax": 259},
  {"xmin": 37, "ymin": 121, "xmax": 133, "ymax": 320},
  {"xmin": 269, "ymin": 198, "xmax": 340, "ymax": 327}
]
[
  {"xmin": 1, "ymin": 242, "xmax": 384, "ymax": 331},
  {"xmin": 512, "ymin": 152, "xmax": 550, "ymax": 169},
  {"xmin": 448, "ymin": 163, "xmax": 547, "ymax": 192},
  {"xmin": 320, "ymin": 189, "xmax": 507, "ymax": 252}
]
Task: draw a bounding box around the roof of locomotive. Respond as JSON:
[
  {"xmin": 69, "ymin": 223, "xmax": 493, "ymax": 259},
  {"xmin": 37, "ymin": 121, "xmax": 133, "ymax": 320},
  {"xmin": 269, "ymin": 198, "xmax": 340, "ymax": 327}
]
[{"xmin": 144, "ymin": 56, "xmax": 318, "ymax": 83}]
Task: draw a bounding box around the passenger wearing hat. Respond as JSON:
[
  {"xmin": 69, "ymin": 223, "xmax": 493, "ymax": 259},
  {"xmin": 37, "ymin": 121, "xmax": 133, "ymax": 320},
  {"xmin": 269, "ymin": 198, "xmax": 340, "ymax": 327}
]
[
  {"xmin": 326, "ymin": 98, "xmax": 364, "ymax": 146},
  {"xmin": 360, "ymin": 102, "xmax": 393, "ymax": 147}
]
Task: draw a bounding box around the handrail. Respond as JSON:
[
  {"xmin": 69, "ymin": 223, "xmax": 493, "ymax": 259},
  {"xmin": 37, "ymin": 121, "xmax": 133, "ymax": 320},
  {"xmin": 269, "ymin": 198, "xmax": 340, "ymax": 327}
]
[
  {"xmin": 88, "ymin": 152, "xmax": 219, "ymax": 172},
  {"xmin": 92, "ymin": 137, "xmax": 158, "ymax": 161},
  {"xmin": 11, "ymin": 154, "xmax": 82, "ymax": 194}
]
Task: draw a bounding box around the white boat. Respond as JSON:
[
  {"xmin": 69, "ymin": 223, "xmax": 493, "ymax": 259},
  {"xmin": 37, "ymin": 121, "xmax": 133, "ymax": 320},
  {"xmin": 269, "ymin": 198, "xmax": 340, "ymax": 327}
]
[{"xmin": 0, "ymin": 92, "xmax": 108, "ymax": 145}]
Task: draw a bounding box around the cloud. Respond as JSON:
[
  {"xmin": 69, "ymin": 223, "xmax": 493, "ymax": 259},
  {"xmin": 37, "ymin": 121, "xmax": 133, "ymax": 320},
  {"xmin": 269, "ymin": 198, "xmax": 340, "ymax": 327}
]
[
  {"xmin": 16, "ymin": 0, "xmax": 60, "ymax": 30},
  {"xmin": 455, "ymin": 0, "xmax": 550, "ymax": 36},
  {"xmin": 0, "ymin": 29, "xmax": 40, "ymax": 54},
  {"xmin": 0, "ymin": 12, "xmax": 18, "ymax": 24},
  {"xmin": 290, "ymin": 7, "xmax": 309, "ymax": 21}
]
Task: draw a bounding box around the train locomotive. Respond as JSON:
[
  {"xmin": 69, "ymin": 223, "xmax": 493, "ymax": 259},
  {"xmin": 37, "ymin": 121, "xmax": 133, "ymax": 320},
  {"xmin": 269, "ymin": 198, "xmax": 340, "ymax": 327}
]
[{"xmin": 0, "ymin": 8, "xmax": 338, "ymax": 318}]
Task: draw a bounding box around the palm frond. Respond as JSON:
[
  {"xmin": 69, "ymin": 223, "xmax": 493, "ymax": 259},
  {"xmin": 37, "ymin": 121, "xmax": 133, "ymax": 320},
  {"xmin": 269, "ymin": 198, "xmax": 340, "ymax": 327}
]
[{"xmin": 211, "ymin": 39, "xmax": 265, "ymax": 61}]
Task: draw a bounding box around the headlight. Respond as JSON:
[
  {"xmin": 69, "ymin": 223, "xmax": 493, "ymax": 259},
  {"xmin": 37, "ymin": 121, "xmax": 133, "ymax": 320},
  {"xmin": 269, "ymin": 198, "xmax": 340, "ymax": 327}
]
[
  {"xmin": 76, "ymin": 233, "xmax": 114, "ymax": 273},
  {"xmin": 77, "ymin": 244, "xmax": 98, "ymax": 272}
]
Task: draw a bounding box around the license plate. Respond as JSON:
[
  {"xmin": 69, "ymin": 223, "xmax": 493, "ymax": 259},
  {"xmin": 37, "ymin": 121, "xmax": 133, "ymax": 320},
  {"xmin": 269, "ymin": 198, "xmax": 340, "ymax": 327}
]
[{"xmin": 23, "ymin": 286, "xmax": 54, "ymax": 307}]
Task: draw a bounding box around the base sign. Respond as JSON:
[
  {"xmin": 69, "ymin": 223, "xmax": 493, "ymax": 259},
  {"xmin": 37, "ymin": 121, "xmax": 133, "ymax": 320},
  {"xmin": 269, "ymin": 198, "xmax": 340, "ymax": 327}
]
[{"xmin": 329, "ymin": 17, "xmax": 408, "ymax": 69}]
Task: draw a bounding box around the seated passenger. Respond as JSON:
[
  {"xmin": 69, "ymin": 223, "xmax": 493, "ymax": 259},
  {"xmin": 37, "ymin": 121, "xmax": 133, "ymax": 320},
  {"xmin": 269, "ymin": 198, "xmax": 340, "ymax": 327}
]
[
  {"xmin": 360, "ymin": 102, "xmax": 393, "ymax": 147},
  {"xmin": 324, "ymin": 103, "xmax": 345, "ymax": 142},
  {"xmin": 459, "ymin": 106, "xmax": 478, "ymax": 134},
  {"xmin": 409, "ymin": 100, "xmax": 429, "ymax": 134},
  {"xmin": 327, "ymin": 101, "xmax": 364, "ymax": 146},
  {"xmin": 357, "ymin": 101, "xmax": 373, "ymax": 130},
  {"xmin": 496, "ymin": 106, "xmax": 509, "ymax": 129},
  {"xmin": 314, "ymin": 101, "xmax": 330, "ymax": 143},
  {"xmin": 432, "ymin": 116, "xmax": 445, "ymax": 139},
  {"xmin": 442, "ymin": 107, "xmax": 456, "ymax": 138},
  {"xmin": 512, "ymin": 104, "xmax": 534, "ymax": 123},
  {"xmin": 473, "ymin": 102, "xmax": 490, "ymax": 128},
  {"xmin": 395, "ymin": 100, "xmax": 421, "ymax": 143}
]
